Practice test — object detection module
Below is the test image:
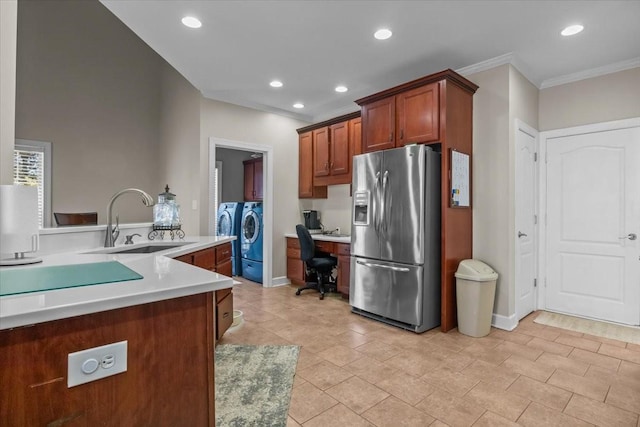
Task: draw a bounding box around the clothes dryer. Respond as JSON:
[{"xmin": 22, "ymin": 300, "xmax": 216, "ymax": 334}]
[
  {"xmin": 216, "ymin": 202, "xmax": 244, "ymax": 276},
  {"xmin": 240, "ymin": 202, "xmax": 263, "ymax": 283}
]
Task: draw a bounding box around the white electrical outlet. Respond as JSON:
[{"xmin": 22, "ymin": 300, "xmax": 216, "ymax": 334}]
[{"xmin": 68, "ymin": 341, "xmax": 127, "ymax": 387}]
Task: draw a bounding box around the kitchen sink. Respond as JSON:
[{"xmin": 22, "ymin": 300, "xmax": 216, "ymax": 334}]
[
  {"xmin": 85, "ymin": 243, "xmax": 188, "ymax": 254},
  {"xmin": 110, "ymin": 244, "xmax": 186, "ymax": 254}
]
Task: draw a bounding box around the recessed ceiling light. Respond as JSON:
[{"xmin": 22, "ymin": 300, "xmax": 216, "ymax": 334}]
[
  {"xmin": 374, "ymin": 28, "xmax": 392, "ymax": 40},
  {"xmin": 561, "ymin": 24, "xmax": 584, "ymax": 36},
  {"xmin": 335, "ymin": 86, "xmax": 348, "ymax": 93},
  {"xmin": 293, "ymin": 103, "xmax": 304, "ymax": 109},
  {"xmin": 270, "ymin": 80, "xmax": 283, "ymax": 88},
  {"xmin": 182, "ymin": 16, "xmax": 202, "ymax": 29}
]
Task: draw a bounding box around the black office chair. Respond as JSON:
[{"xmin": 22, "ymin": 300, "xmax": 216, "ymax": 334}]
[{"xmin": 295, "ymin": 224, "xmax": 337, "ymax": 300}]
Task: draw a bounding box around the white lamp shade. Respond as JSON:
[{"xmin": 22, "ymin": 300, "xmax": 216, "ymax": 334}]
[{"xmin": 0, "ymin": 185, "xmax": 40, "ymax": 255}]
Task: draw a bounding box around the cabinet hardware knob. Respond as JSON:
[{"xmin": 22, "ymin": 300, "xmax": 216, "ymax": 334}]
[
  {"xmin": 400, "ymin": 129, "xmax": 404, "ymax": 140},
  {"xmin": 389, "ymin": 132, "xmax": 393, "ymax": 142}
]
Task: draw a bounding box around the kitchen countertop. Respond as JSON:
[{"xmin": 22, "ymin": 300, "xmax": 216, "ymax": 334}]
[
  {"xmin": 284, "ymin": 233, "xmax": 351, "ymax": 244},
  {"xmin": 0, "ymin": 236, "xmax": 234, "ymax": 330}
]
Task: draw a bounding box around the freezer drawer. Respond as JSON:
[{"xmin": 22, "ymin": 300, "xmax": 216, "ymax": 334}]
[{"xmin": 350, "ymin": 256, "xmax": 423, "ymax": 326}]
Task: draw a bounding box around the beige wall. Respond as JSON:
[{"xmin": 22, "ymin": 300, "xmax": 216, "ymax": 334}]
[
  {"xmin": 507, "ymin": 66, "xmax": 539, "ymax": 316},
  {"xmin": 307, "ymin": 184, "xmax": 352, "ymax": 233},
  {"xmin": 216, "ymin": 148, "xmax": 254, "ymax": 202},
  {"xmin": 14, "ymin": 0, "xmax": 162, "ymax": 225},
  {"xmin": 199, "ymin": 98, "xmax": 309, "ymax": 279},
  {"xmin": 539, "ymin": 68, "xmax": 640, "ymax": 131},
  {"xmin": 0, "ymin": 0, "xmax": 17, "ymax": 185},
  {"xmin": 467, "ymin": 64, "xmax": 511, "ymax": 317},
  {"xmin": 158, "ymin": 62, "xmax": 201, "ymax": 236}
]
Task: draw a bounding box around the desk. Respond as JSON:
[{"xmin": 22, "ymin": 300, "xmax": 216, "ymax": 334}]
[{"xmin": 284, "ymin": 234, "xmax": 351, "ymax": 297}]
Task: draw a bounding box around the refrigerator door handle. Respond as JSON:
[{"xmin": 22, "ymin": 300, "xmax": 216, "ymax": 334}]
[
  {"xmin": 373, "ymin": 171, "xmax": 381, "ymax": 233},
  {"xmin": 356, "ymin": 259, "xmax": 410, "ymax": 272},
  {"xmin": 381, "ymin": 170, "xmax": 389, "ymax": 235}
]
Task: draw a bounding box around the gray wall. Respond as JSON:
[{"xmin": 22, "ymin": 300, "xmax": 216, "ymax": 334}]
[
  {"xmin": 216, "ymin": 147, "xmax": 253, "ymax": 203},
  {"xmin": 15, "ymin": 0, "xmax": 163, "ymax": 225}
]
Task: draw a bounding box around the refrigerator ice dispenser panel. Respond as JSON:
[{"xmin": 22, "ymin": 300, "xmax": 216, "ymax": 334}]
[{"xmin": 353, "ymin": 191, "xmax": 370, "ymax": 225}]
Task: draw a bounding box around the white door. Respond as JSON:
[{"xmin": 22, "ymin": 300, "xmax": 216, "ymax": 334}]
[
  {"xmin": 546, "ymin": 125, "xmax": 640, "ymax": 325},
  {"xmin": 515, "ymin": 122, "xmax": 538, "ymax": 320}
]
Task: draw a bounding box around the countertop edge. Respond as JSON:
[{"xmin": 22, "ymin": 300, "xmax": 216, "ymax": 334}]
[
  {"xmin": 0, "ymin": 237, "xmax": 235, "ymax": 330},
  {"xmin": 284, "ymin": 233, "xmax": 351, "ymax": 244}
]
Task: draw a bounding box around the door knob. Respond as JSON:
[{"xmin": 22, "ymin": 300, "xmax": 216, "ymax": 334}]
[
  {"xmin": 518, "ymin": 231, "xmax": 527, "ymax": 238},
  {"xmin": 619, "ymin": 233, "xmax": 637, "ymax": 240}
]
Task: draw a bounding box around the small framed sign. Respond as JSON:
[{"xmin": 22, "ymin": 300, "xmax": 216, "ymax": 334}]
[{"xmin": 450, "ymin": 149, "xmax": 470, "ymax": 207}]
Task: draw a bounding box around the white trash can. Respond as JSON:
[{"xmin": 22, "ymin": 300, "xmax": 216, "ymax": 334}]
[{"xmin": 455, "ymin": 259, "xmax": 498, "ymax": 337}]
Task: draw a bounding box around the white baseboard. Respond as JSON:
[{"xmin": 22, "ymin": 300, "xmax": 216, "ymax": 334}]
[
  {"xmin": 269, "ymin": 276, "xmax": 291, "ymax": 287},
  {"xmin": 492, "ymin": 312, "xmax": 518, "ymax": 331}
]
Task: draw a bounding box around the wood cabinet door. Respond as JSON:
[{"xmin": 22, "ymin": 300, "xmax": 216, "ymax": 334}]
[
  {"xmin": 337, "ymin": 255, "xmax": 350, "ymax": 296},
  {"xmin": 193, "ymin": 248, "xmax": 215, "ymax": 271},
  {"xmin": 329, "ymin": 121, "xmax": 350, "ymax": 179},
  {"xmin": 287, "ymin": 258, "xmax": 306, "ymax": 285},
  {"xmin": 243, "ymin": 160, "xmax": 254, "ymax": 201},
  {"xmin": 396, "ymin": 82, "xmax": 440, "ymax": 145},
  {"xmin": 215, "ymin": 259, "xmax": 232, "ymax": 277},
  {"xmin": 298, "ymin": 132, "xmax": 314, "ymax": 198},
  {"xmin": 216, "ymin": 292, "xmax": 233, "ymax": 341},
  {"xmin": 253, "ymin": 159, "xmax": 263, "ymax": 200},
  {"xmin": 350, "ymin": 117, "xmax": 362, "ymax": 157},
  {"xmin": 313, "ymin": 127, "xmax": 330, "ymax": 178},
  {"xmin": 174, "ymin": 253, "xmax": 193, "ymax": 264},
  {"xmin": 362, "ymin": 97, "xmax": 395, "ymax": 152}
]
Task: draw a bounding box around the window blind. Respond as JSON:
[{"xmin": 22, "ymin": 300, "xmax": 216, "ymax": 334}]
[{"xmin": 14, "ymin": 140, "xmax": 51, "ymax": 228}]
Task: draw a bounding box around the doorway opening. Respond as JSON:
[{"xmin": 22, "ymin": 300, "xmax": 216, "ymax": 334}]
[{"xmin": 208, "ymin": 137, "xmax": 274, "ymax": 287}]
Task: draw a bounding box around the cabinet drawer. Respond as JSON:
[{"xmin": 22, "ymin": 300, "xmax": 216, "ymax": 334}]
[
  {"xmin": 287, "ymin": 238, "xmax": 300, "ymax": 249},
  {"xmin": 315, "ymin": 241, "xmax": 334, "ymax": 253},
  {"xmin": 287, "ymin": 247, "xmax": 301, "ymax": 259},
  {"xmin": 336, "ymin": 243, "xmax": 351, "ymax": 256},
  {"xmin": 193, "ymin": 248, "xmax": 215, "ymax": 270},
  {"xmin": 216, "ymin": 288, "xmax": 232, "ymax": 304},
  {"xmin": 216, "ymin": 242, "xmax": 232, "ymax": 263},
  {"xmin": 216, "ymin": 259, "xmax": 232, "ymax": 277},
  {"xmin": 216, "ymin": 292, "xmax": 234, "ymax": 340}
]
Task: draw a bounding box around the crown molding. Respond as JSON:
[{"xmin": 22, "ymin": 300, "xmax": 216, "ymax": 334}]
[
  {"xmin": 455, "ymin": 52, "xmax": 541, "ymax": 88},
  {"xmin": 540, "ymin": 57, "xmax": 640, "ymax": 89}
]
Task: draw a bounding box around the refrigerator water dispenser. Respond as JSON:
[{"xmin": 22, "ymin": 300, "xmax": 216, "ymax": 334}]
[{"xmin": 353, "ymin": 191, "xmax": 370, "ymax": 225}]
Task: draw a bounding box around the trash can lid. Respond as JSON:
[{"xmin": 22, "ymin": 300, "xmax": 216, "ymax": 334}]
[{"xmin": 455, "ymin": 259, "xmax": 498, "ymax": 281}]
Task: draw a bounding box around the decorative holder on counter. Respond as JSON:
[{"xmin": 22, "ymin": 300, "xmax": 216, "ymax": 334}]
[
  {"xmin": 148, "ymin": 224, "xmax": 185, "ymax": 241},
  {"xmin": 149, "ymin": 184, "xmax": 184, "ymax": 240}
]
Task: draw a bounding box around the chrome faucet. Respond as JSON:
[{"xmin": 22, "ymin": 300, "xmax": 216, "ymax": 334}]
[{"xmin": 104, "ymin": 188, "xmax": 154, "ymax": 247}]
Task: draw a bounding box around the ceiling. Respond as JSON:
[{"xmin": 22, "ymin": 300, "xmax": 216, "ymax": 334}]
[{"xmin": 100, "ymin": 1, "xmax": 640, "ymax": 123}]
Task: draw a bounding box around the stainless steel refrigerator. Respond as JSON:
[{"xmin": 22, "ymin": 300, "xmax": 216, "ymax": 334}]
[{"xmin": 350, "ymin": 144, "xmax": 441, "ymax": 333}]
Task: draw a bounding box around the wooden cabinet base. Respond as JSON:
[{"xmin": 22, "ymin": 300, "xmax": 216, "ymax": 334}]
[{"xmin": 0, "ymin": 293, "xmax": 215, "ymax": 426}]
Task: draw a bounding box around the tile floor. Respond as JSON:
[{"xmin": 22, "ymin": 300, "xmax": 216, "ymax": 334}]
[{"xmin": 219, "ymin": 279, "xmax": 640, "ymax": 427}]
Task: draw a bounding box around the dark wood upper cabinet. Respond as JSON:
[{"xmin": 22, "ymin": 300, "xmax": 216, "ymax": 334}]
[
  {"xmin": 243, "ymin": 157, "xmax": 263, "ymax": 201},
  {"xmin": 297, "ymin": 111, "xmax": 360, "ymax": 194},
  {"xmin": 350, "ymin": 117, "xmax": 362, "ymax": 157},
  {"xmin": 298, "ymin": 131, "xmax": 327, "ymax": 199},
  {"xmin": 329, "ymin": 121, "xmax": 350, "ymax": 178},
  {"xmin": 396, "ymin": 82, "xmax": 440, "ymax": 146},
  {"xmin": 312, "ymin": 127, "xmax": 330, "ymax": 178},
  {"xmin": 362, "ymin": 97, "xmax": 395, "ymax": 152},
  {"xmin": 362, "ymin": 82, "xmax": 440, "ymax": 152}
]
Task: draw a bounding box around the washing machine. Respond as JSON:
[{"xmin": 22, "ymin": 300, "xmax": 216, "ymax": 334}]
[
  {"xmin": 216, "ymin": 202, "xmax": 244, "ymax": 276},
  {"xmin": 240, "ymin": 202, "xmax": 263, "ymax": 283}
]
